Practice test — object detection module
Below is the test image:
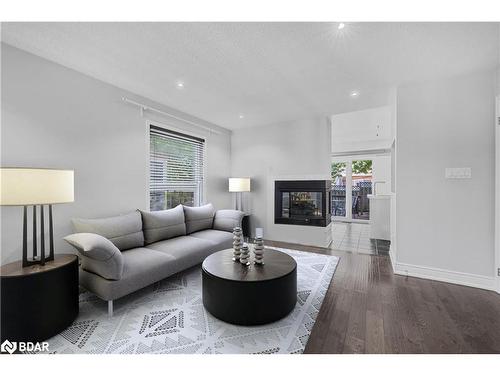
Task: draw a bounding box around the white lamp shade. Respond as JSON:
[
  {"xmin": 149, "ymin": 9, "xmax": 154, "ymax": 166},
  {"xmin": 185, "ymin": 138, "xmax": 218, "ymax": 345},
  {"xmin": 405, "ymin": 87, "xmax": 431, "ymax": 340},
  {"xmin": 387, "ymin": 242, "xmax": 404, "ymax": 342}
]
[
  {"xmin": 228, "ymin": 177, "xmax": 251, "ymax": 192},
  {"xmin": 0, "ymin": 168, "xmax": 74, "ymax": 205}
]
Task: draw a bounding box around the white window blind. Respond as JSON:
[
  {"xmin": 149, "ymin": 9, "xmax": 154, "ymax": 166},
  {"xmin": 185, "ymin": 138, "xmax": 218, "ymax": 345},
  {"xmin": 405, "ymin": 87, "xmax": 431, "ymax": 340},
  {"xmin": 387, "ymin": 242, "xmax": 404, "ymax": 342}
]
[{"xmin": 149, "ymin": 125, "xmax": 205, "ymax": 210}]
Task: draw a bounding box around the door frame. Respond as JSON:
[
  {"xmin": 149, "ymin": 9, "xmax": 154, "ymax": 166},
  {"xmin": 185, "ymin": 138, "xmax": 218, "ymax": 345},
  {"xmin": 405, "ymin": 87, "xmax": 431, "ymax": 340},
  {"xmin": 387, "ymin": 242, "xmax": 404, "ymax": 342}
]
[{"xmin": 331, "ymin": 155, "xmax": 373, "ymax": 224}]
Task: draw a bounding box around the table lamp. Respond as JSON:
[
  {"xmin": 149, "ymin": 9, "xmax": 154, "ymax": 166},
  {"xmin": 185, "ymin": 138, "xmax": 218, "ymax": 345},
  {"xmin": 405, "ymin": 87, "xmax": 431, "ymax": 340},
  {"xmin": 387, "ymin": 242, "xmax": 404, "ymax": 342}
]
[
  {"xmin": 228, "ymin": 177, "xmax": 250, "ymax": 211},
  {"xmin": 0, "ymin": 168, "xmax": 74, "ymax": 267}
]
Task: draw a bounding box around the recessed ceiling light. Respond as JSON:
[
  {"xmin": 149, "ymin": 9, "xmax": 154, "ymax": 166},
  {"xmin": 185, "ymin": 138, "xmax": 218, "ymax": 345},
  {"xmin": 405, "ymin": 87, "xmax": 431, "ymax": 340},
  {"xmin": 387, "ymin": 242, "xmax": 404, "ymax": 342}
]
[
  {"xmin": 338, "ymin": 23, "xmax": 345, "ymax": 30},
  {"xmin": 176, "ymin": 81, "xmax": 184, "ymax": 89},
  {"xmin": 239, "ymin": 114, "xmax": 244, "ymax": 119},
  {"xmin": 350, "ymin": 91, "xmax": 359, "ymax": 97}
]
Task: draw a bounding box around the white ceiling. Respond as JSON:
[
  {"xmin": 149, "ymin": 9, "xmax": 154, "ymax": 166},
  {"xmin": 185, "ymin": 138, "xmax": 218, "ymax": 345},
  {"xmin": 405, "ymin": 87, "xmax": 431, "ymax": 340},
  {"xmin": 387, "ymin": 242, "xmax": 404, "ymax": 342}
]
[{"xmin": 2, "ymin": 22, "xmax": 499, "ymax": 130}]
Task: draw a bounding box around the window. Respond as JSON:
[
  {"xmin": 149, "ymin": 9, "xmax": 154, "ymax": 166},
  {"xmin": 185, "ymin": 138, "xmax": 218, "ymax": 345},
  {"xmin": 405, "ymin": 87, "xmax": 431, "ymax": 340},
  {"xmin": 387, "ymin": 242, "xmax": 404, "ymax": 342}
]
[{"xmin": 149, "ymin": 125, "xmax": 205, "ymax": 210}]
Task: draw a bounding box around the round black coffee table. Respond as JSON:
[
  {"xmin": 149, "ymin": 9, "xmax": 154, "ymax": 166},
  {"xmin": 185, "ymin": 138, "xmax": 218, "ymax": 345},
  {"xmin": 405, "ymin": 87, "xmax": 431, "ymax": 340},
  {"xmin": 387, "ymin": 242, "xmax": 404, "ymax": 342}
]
[{"xmin": 202, "ymin": 248, "xmax": 297, "ymax": 325}]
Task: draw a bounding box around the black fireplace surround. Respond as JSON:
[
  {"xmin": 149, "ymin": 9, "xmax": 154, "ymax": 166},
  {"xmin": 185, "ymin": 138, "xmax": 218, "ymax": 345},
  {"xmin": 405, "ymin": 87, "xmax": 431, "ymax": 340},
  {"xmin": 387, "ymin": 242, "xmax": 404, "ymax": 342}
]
[{"xmin": 274, "ymin": 180, "xmax": 331, "ymax": 227}]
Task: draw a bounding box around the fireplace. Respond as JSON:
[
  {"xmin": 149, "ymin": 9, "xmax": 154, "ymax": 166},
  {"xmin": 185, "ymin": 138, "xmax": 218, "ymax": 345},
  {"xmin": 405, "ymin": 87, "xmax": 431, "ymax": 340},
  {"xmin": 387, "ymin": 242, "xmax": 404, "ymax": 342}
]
[{"xmin": 275, "ymin": 180, "xmax": 331, "ymax": 227}]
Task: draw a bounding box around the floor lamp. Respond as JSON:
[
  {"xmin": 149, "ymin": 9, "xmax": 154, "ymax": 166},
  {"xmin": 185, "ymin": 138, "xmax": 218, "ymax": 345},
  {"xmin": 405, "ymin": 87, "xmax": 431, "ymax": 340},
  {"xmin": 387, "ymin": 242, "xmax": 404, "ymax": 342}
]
[
  {"xmin": 0, "ymin": 168, "xmax": 74, "ymax": 267},
  {"xmin": 229, "ymin": 177, "xmax": 251, "ymax": 212}
]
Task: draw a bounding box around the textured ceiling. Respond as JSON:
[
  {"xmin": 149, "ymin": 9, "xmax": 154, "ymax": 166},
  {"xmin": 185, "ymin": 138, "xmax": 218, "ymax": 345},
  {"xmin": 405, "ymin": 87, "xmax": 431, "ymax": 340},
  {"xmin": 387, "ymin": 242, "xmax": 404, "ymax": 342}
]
[{"xmin": 2, "ymin": 22, "xmax": 499, "ymax": 130}]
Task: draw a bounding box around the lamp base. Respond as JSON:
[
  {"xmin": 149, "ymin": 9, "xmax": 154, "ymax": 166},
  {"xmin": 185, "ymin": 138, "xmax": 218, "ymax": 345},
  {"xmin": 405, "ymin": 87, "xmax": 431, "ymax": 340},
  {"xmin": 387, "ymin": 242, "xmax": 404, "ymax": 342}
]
[
  {"xmin": 22, "ymin": 205, "xmax": 55, "ymax": 268},
  {"xmin": 22, "ymin": 256, "xmax": 55, "ymax": 268},
  {"xmin": 234, "ymin": 192, "xmax": 244, "ymax": 211}
]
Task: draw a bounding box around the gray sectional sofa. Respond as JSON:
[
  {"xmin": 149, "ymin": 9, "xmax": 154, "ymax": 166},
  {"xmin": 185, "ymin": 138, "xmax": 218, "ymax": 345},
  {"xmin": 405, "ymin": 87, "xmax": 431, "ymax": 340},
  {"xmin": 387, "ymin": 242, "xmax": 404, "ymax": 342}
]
[{"xmin": 64, "ymin": 203, "xmax": 244, "ymax": 316}]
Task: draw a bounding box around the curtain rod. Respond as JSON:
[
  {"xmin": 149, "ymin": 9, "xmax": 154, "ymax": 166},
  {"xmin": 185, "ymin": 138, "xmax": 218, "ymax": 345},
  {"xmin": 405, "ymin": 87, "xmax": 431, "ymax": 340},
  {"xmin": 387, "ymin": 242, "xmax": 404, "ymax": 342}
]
[{"xmin": 121, "ymin": 97, "xmax": 222, "ymax": 135}]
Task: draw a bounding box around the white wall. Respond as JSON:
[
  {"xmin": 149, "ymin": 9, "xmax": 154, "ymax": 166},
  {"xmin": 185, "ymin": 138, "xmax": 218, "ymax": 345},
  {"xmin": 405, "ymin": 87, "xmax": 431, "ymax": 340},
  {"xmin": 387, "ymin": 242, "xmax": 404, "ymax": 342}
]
[
  {"xmin": 495, "ymin": 65, "xmax": 500, "ymax": 292},
  {"xmin": 396, "ymin": 69, "xmax": 496, "ymax": 287},
  {"xmin": 496, "ymin": 90, "xmax": 500, "ymax": 294},
  {"xmin": 0, "ymin": 44, "xmax": 232, "ymax": 264},
  {"xmin": 331, "ymin": 106, "xmax": 392, "ymax": 153},
  {"xmin": 497, "ymin": 66, "xmax": 500, "ymax": 94},
  {"xmin": 231, "ymin": 116, "xmax": 331, "ymax": 245}
]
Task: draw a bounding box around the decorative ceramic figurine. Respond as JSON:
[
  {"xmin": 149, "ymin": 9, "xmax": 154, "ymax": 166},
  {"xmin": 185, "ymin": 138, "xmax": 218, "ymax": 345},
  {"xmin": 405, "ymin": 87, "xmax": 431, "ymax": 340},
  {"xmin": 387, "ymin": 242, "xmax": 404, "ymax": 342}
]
[
  {"xmin": 232, "ymin": 227, "xmax": 242, "ymax": 262},
  {"xmin": 240, "ymin": 243, "xmax": 251, "ymax": 266},
  {"xmin": 253, "ymin": 236, "xmax": 264, "ymax": 265}
]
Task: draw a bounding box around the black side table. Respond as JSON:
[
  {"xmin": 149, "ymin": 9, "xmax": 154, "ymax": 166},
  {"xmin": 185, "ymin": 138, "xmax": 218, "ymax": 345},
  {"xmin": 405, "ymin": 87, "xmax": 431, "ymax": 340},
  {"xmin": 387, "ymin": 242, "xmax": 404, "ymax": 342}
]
[{"xmin": 0, "ymin": 254, "xmax": 79, "ymax": 343}]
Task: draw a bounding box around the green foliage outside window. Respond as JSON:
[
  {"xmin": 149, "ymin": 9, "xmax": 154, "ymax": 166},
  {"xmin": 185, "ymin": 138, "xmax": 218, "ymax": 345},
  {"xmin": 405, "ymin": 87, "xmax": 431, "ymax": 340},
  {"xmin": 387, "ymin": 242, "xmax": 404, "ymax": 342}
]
[
  {"xmin": 331, "ymin": 160, "xmax": 373, "ymax": 180},
  {"xmin": 331, "ymin": 162, "xmax": 346, "ymax": 180},
  {"xmin": 352, "ymin": 160, "xmax": 372, "ymax": 174}
]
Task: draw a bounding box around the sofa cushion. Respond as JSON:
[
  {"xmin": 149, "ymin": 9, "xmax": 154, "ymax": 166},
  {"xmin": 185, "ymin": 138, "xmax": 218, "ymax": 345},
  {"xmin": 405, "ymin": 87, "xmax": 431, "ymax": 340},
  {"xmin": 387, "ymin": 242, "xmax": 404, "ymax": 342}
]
[
  {"xmin": 183, "ymin": 203, "xmax": 215, "ymax": 234},
  {"xmin": 146, "ymin": 236, "xmax": 217, "ymax": 270},
  {"xmin": 72, "ymin": 211, "xmax": 144, "ymax": 251},
  {"xmin": 64, "ymin": 233, "xmax": 124, "ymax": 280},
  {"xmin": 189, "ymin": 229, "xmax": 233, "ymax": 250},
  {"xmin": 140, "ymin": 205, "xmax": 186, "ymax": 245},
  {"xmin": 213, "ymin": 210, "xmax": 245, "ymax": 232},
  {"xmin": 79, "ymin": 247, "xmax": 177, "ymax": 301}
]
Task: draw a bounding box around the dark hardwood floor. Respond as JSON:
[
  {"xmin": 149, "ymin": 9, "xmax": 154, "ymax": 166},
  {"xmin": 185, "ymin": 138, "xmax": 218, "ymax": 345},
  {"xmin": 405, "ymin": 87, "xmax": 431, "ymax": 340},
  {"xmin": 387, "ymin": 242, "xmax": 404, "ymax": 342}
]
[{"xmin": 266, "ymin": 240, "xmax": 500, "ymax": 354}]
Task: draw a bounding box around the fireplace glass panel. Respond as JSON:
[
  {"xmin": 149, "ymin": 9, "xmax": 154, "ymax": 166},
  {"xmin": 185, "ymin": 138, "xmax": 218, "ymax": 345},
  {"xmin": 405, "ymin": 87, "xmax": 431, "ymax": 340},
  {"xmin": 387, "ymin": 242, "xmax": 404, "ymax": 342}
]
[
  {"xmin": 282, "ymin": 192, "xmax": 290, "ymax": 218},
  {"xmin": 281, "ymin": 192, "xmax": 323, "ymax": 219}
]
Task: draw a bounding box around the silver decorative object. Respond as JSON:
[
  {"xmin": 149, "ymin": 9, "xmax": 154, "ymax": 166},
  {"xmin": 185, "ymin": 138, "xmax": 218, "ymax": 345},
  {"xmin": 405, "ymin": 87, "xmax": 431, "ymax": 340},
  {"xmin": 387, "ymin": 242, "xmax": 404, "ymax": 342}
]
[
  {"xmin": 240, "ymin": 243, "xmax": 251, "ymax": 266},
  {"xmin": 232, "ymin": 227, "xmax": 243, "ymax": 262},
  {"xmin": 253, "ymin": 237, "xmax": 264, "ymax": 265}
]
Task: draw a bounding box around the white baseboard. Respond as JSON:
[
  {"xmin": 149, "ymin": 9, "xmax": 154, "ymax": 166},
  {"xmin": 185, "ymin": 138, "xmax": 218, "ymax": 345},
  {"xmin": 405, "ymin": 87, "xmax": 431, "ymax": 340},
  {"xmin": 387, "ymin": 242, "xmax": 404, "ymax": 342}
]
[{"xmin": 393, "ymin": 261, "xmax": 497, "ymax": 291}]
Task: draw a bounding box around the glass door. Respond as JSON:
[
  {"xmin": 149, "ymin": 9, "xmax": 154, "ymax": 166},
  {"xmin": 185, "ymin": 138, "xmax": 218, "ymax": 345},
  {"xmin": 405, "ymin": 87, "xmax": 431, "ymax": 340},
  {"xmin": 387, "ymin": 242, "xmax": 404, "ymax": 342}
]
[
  {"xmin": 351, "ymin": 159, "xmax": 372, "ymax": 220},
  {"xmin": 331, "ymin": 158, "xmax": 372, "ymax": 221},
  {"xmin": 331, "ymin": 161, "xmax": 347, "ymax": 218}
]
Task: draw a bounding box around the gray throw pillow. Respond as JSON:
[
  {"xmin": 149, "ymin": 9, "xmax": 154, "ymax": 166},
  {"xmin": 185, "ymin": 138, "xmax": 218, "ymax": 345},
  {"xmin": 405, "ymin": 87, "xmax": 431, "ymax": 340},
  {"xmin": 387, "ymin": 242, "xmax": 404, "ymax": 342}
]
[
  {"xmin": 140, "ymin": 204, "xmax": 186, "ymax": 245},
  {"xmin": 213, "ymin": 210, "xmax": 245, "ymax": 232},
  {"xmin": 64, "ymin": 233, "xmax": 124, "ymax": 280},
  {"xmin": 183, "ymin": 203, "xmax": 215, "ymax": 234},
  {"xmin": 71, "ymin": 210, "xmax": 144, "ymax": 251}
]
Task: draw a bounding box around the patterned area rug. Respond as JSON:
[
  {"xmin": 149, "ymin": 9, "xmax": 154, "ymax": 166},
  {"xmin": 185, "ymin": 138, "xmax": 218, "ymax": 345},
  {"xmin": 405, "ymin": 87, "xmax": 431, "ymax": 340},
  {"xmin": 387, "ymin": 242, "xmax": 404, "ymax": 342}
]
[{"xmin": 46, "ymin": 247, "xmax": 339, "ymax": 354}]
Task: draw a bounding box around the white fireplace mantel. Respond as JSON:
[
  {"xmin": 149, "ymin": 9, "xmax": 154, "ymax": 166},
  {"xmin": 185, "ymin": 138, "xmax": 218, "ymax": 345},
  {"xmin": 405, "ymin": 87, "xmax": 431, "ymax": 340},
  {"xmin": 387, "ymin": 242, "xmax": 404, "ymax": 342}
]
[{"xmin": 266, "ymin": 174, "xmax": 332, "ymax": 248}]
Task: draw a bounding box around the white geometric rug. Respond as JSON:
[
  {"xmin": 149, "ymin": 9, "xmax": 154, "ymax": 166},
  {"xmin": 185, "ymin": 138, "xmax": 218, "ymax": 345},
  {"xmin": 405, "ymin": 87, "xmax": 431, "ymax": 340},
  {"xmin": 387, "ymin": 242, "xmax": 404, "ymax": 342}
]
[{"xmin": 45, "ymin": 247, "xmax": 339, "ymax": 354}]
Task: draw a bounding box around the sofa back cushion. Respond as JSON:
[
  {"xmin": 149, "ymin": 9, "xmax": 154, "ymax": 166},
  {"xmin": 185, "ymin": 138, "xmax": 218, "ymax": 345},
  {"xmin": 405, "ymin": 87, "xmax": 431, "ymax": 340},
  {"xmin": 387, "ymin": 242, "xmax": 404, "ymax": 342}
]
[
  {"xmin": 183, "ymin": 203, "xmax": 215, "ymax": 234},
  {"xmin": 213, "ymin": 210, "xmax": 245, "ymax": 232},
  {"xmin": 140, "ymin": 205, "xmax": 186, "ymax": 245},
  {"xmin": 72, "ymin": 210, "xmax": 144, "ymax": 251}
]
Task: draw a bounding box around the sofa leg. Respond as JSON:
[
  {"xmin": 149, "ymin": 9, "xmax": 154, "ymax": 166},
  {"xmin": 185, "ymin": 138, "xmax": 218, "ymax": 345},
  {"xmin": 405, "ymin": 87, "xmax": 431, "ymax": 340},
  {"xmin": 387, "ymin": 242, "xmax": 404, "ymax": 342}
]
[{"xmin": 108, "ymin": 300, "xmax": 113, "ymax": 318}]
